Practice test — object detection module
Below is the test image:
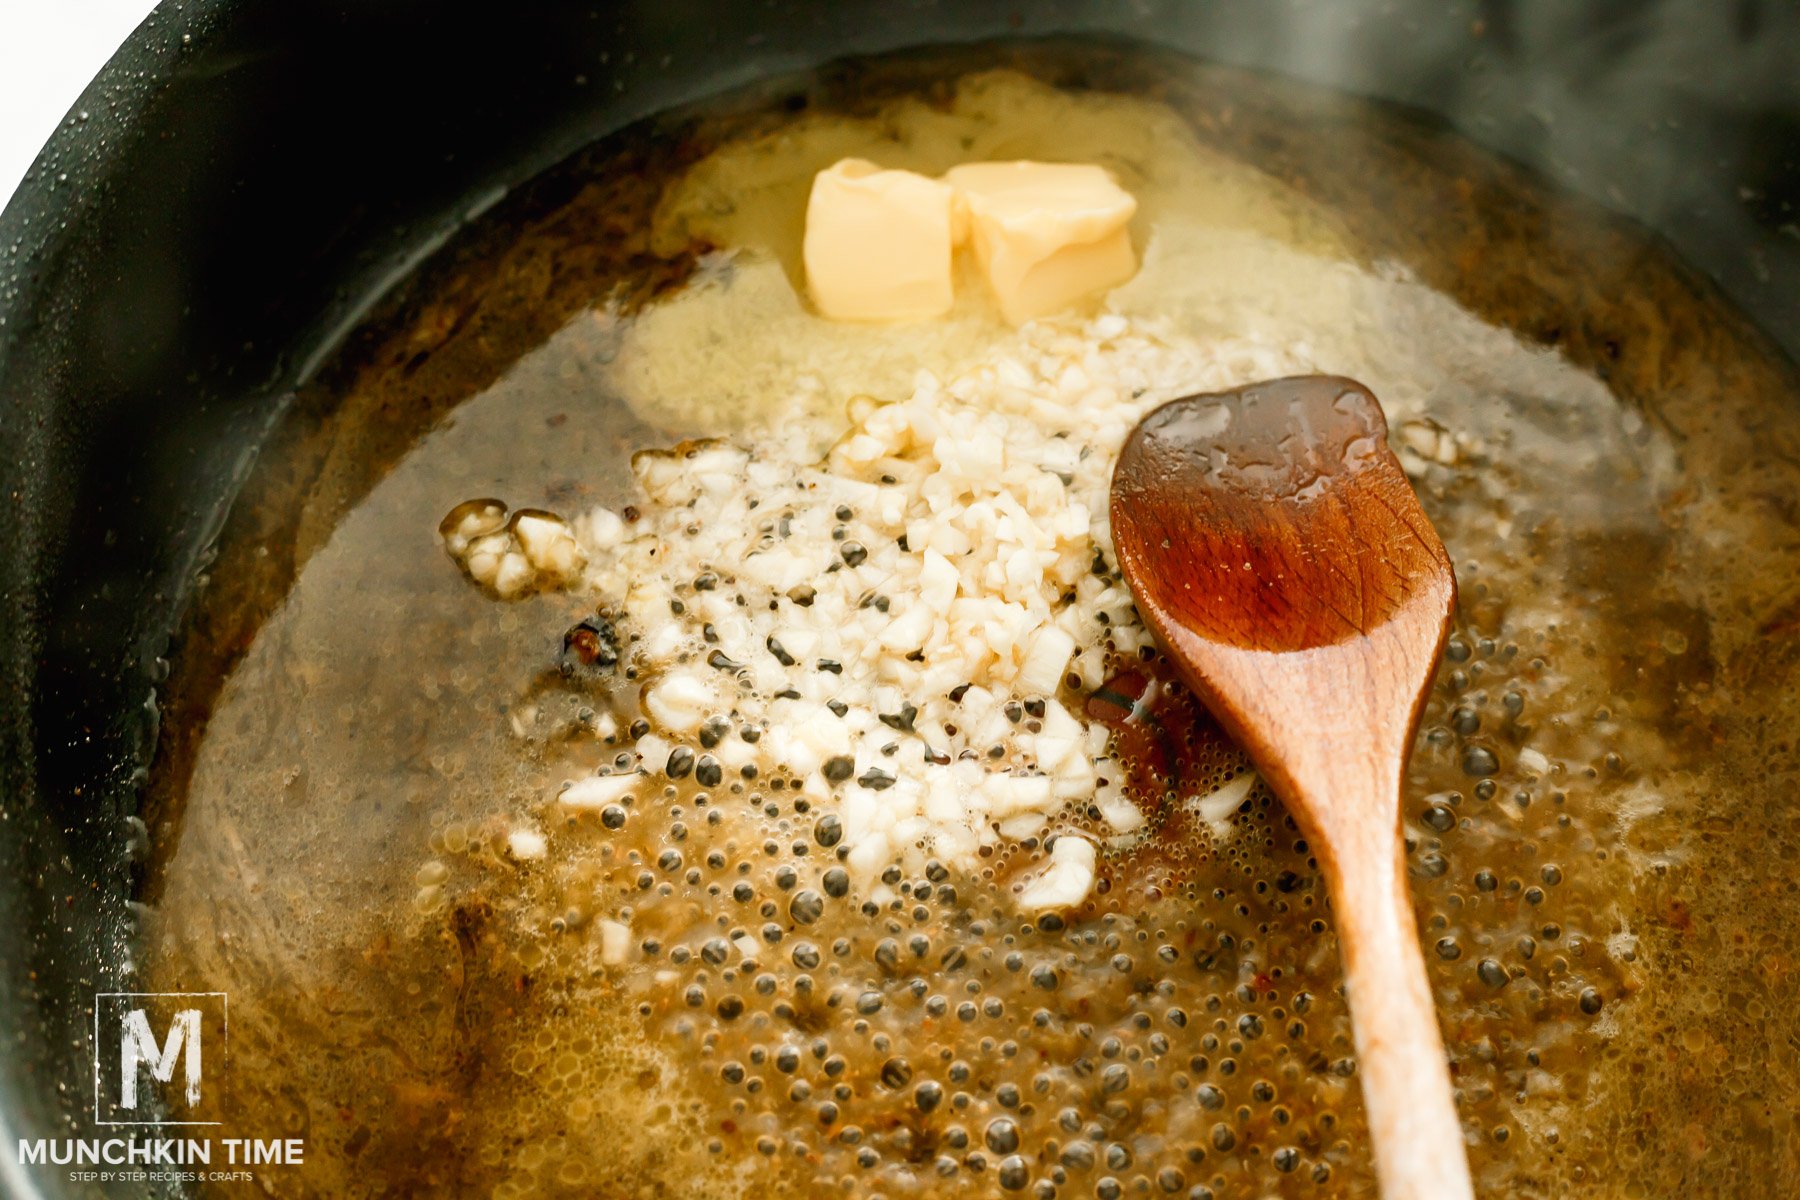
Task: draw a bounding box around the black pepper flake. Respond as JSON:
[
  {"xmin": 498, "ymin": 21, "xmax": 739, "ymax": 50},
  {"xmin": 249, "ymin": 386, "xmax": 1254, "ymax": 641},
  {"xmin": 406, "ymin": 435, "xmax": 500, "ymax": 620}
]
[
  {"xmin": 827, "ymin": 700, "xmax": 849, "ymax": 718},
  {"xmin": 840, "ymin": 542, "xmax": 868, "ymax": 567},
  {"xmin": 766, "ymin": 636, "xmax": 796, "ymax": 667},
  {"xmin": 775, "ymin": 688, "xmax": 802, "ymax": 700},
  {"xmin": 878, "ymin": 703, "xmax": 918, "ymax": 733},
  {"xmin": 818, "ymin": 659, "xmax": 843, "ymax": 674},
  {"xmin": 858, "ymin": 767, "xmax": 897, "ymax": 791},
  {"xmin": 949, "ymin": 684, "xmax": 972, "ymax": 703}
]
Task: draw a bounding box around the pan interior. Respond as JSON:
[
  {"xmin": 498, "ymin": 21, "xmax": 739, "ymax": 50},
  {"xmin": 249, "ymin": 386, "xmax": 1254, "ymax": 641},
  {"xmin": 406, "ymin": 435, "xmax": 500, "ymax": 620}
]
[{"xmin": 140, "ymin": 43, "xmax": 1800, "ymax": 1199}]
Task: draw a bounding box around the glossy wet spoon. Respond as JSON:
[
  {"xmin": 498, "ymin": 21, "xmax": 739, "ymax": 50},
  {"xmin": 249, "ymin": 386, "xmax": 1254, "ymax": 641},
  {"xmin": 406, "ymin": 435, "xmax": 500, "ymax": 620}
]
[{"xmin": 1110, "ymin": 375, "xmax": 1474, "ymax": 1200}]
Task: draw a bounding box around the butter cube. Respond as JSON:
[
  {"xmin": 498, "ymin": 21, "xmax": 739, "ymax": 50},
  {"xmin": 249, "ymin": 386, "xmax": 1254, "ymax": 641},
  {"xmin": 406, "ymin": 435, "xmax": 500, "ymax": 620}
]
[
  {"xmin": 945, "ymin": 161, "xmax": 1138, "ymax": 324},
  {"xmin": 803, "ymin": 159, "xmax": 957, "ymax": 322}
]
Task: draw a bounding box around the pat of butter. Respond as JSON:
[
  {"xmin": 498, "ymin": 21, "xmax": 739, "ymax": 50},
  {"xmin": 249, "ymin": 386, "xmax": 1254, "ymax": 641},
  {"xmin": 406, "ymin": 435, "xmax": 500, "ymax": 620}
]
[
  {"xmin": 803, "ymin": 159, "xmax": 957, "ymax": 322},
  {"xmin": 945, "ymin": 161, "xmax": 1138, "ymax": 324}
]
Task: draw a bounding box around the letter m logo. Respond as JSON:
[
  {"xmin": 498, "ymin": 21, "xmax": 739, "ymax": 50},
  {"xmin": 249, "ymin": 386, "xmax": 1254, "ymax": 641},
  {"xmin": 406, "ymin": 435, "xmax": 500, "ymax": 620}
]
[
  {"xmin": 121, "ymin": 1008, "xmax": 201, "ymax": 1109},
  {"xmin": 94, "ymin": 993, "xmax": 226, "ymax": 1125}
]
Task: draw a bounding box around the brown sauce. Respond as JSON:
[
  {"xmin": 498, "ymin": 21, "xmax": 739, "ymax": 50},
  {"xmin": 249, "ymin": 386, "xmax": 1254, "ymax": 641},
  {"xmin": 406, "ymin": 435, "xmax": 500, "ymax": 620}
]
[{"xmin": 141, "ymin": 41, "xmax": 1800, "ymax": 1199}]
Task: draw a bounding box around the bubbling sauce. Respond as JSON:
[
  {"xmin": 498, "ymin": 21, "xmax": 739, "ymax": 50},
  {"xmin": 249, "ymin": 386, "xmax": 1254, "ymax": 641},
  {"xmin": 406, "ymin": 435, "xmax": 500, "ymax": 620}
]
[{"xmin": 143, "ymin": 44, "xmax": 1800, "ymax": 1200}]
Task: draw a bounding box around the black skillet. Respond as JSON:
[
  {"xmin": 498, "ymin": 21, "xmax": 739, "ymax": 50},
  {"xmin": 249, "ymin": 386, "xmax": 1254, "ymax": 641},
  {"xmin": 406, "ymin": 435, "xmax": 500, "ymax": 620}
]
[{"xmin": 0, "ymin": 2, "xmax": 1795, "ymax": 1196}]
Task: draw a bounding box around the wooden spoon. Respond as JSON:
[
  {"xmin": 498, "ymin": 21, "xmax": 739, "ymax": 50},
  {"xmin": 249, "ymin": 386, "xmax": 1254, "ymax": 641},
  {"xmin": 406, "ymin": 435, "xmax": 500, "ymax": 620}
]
[{"xmin": 1110, "ymin": 375, "xmax": 1473, "ymax": 1200}]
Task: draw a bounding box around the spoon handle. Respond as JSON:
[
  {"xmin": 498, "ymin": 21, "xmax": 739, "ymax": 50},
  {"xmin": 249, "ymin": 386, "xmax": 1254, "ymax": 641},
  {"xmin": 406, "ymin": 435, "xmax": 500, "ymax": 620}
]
[{"xmin": 1332, "ymin": 842, "xmax": 1475, "ymax": 1200}]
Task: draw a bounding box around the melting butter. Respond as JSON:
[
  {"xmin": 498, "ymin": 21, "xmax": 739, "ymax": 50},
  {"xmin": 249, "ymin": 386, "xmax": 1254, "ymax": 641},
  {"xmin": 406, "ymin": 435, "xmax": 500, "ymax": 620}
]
[
  {"xmin": 946, "ymin": 161, "xmax": 1138, "ymax": 323},
  {"xmin": 803, "ymin": 159, "xmax": 958, "ymax": 321},
  {"xmin": 802, "ymin": 156, "xmax": 1139, "ymax": 325},
  {"xmin": 621, "ymin": 70, "xmax": 1353, "ymax": 437}
]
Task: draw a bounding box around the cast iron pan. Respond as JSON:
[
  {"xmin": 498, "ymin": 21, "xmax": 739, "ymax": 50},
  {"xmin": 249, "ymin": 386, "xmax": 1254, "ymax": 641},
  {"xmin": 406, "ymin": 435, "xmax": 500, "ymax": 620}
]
[{"xmin": 0, "ymin": 2, "xmax": 1794, "ymax": 1196}]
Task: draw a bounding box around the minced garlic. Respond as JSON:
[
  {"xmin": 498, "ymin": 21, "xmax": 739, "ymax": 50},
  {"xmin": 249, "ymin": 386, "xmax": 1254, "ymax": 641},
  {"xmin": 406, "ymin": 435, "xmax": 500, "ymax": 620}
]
[
  {"xmin": 439, "ymin": 500, "xmax": 585, "ymax": 598},
  {"xmin": 535, "ymin": 313, "xmax": 1304, "ymax": 909}
]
